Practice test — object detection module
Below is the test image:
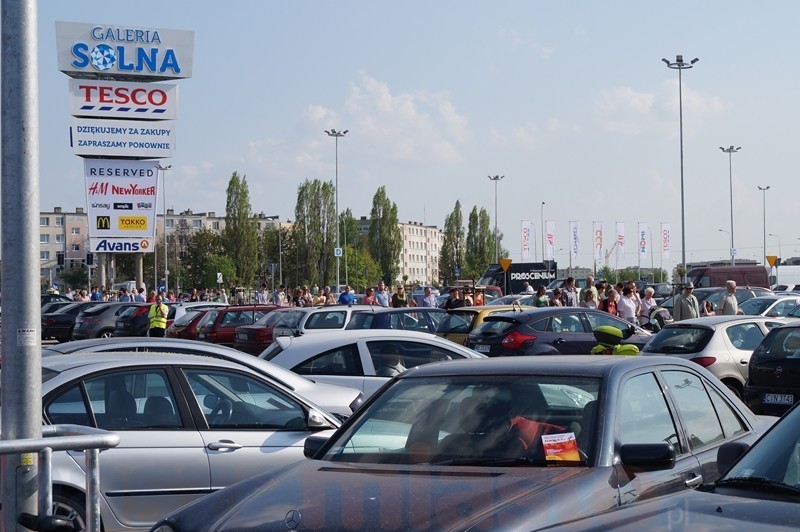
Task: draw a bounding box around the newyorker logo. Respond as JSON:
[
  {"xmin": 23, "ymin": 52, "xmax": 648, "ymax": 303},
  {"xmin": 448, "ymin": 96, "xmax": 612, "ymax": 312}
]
[
  {"xmin": 118, "ymin": 216, "xmax": 147, "ymax": 230},
  {"xmin": 114, "ymin": 203, "xmax": 133, "ymax": 210},
  {"xmin": 96, "ymin": 216, "xmax": 111, "ymax": 230}
]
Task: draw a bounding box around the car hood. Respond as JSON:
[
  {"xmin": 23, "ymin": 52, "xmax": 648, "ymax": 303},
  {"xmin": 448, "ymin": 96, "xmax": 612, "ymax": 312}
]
[{"xmin": 157, "ymin": 459, "xmax": 597, "ymax": 531}]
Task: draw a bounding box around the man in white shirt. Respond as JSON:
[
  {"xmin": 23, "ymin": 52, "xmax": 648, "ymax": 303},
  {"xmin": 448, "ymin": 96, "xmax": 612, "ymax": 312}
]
[{"xmin": 716, "ymin": 280, "xmax": 739, "ymax": 315}]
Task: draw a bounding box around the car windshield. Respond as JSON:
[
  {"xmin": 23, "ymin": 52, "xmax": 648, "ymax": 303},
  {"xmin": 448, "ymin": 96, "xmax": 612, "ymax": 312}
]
[
  {"xmin": 323, "ymin": 375, "xmax": 601, "ymax": 467},
  {"xmin": 750, "ymin": 328, "xmax": 800, "ymax": 362},
  {"xmin": 471, "ymin": 316, "xmax": 522, "ymax": 336},
  {"xmin": 641, "ymin": 326, "xmax": 714, "ymax": 354},
  {"xmin": 739, "ymin": 298, "xmax": 775, "ymax": 315}
]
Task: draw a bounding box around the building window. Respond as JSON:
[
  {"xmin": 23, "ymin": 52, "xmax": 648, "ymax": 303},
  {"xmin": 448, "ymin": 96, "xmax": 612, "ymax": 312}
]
[
  {"xmin": 71, "ymin": 227, "xmax": 80, "ymax": 235},
  {"xmin": 40, "ymin": 217, "xmax": 49, "ymax": 226},
  {"xmin": 56, "ymin": 234, "xmax": 65, "ymax": 243},
  {"xmin": 40, "ymin": 234, "xmax": 50, "ymax": 243},
  {"xmin": 212, "ymin": 221, "xmax": 220, "ymax": 230},
  {"xmin": 40, "ymin": 267, "xmax": 50, "ymax": 277},
  {"xmin": 71, "ymin": 244, "xmax": 80, "ymax": 252},
  {"xmin": 55, "ymin": 217, "xmax": 64, "ymax": 227},
  {"xmin": 192, "ymin": 220, "xmax": 202, "ymax": 229},
  {"xmin": 40, "ymin": 251, "xmax": 50, "ymax": 260},
  {"xmin": 166, "ymin": 219, "xmax": 174, "ymax": 229}
]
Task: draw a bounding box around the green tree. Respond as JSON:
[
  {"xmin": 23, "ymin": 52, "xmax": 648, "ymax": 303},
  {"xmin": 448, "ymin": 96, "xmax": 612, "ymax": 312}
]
[
  {"xmin": 465, "ymin": 206, "xmax": 494, "ymax": 279},
  {"xmin": 294, "ymin": 179, "xmax": 336, "ymax": 287},
  {"xmin": 340, "ymin": 208, "xmax": 361, "ymax": 250},
  {"xmin": 184, "ymin": 227, "xmax": 223, "ymax": 289},
  {"xmin": 439, "ymin": 201, "xmax": 465, "ymax": 284},
  {"xmin": 367, "ymin": 186, "xmax": 402, "ymax": 285},
  {"xmin": 201, "ymin": 254, "xmax": 236, "ymax": 289},
  {"xmin": 343, "ymin": 244, "xmax": 382, "ymax": 293},
  {"xmin": 221, "ymin": 171, "xmax": 259, "ymax": 286}
]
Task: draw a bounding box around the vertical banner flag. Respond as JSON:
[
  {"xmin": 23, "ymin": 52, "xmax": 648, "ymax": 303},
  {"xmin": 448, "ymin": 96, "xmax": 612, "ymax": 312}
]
[
  {"xmin": 521, "ymin": 220, "xmax": 533, "ymax": 260},
  {"xmin": 616, "ymin": 222, "xmax": 625, "ymax": 263},
  {"xmin": 638, "ymin": 222, "xmax": 649, "ymax": 263},
  {"xmin": 570, "ymin": 221, "xmax": 580, "ymax": 262},
  {"xmin": 661, "ymin": 223, "xmax": 671, "ymax": 260},
  {"xmin": 593, "ymin": 221, "xmax": 603, "ymax": 264},
  {"xmin": 546, "ymin": 220, "xmax": 555, "ymax": 260}
]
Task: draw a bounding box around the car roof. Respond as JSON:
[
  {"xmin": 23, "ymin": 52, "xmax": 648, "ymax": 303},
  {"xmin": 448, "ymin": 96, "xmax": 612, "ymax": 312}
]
[
  {"xmin": 41, "ymin": 351, "xmax": 246, "ymax": 373},
  {"xmin": 663, "ymin": 315, "xmax": 780, "ymax": 327}
]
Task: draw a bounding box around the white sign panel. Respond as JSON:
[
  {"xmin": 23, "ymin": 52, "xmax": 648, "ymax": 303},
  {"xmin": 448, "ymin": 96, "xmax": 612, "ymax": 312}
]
[
  {"xmin": 90, "ymin": 237, "xmax": 154, "ymax": 254},
  {"xmin": 56, "ymin": 21, "xmax": 194, "ymax": 80},
  {"xmin": 85, "ymin": 159, "xmax": 159, "ymax": 240},
  {"xmin": 69, "ymin": 79, "xmax": 178, "ymax": 120},
  {"xmin": 71, "ymin": 118, "xmax": 175, "ymax": 158}
]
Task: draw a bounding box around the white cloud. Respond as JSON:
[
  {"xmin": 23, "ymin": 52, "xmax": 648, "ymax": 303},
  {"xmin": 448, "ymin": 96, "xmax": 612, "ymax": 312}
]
[
  {"xmin": 595, "ymin": 86, "xmax": 657, "ymax": 135},
  {"xmin": 496, "ymin": 28, "xmax": 553, "ymax": 60}
]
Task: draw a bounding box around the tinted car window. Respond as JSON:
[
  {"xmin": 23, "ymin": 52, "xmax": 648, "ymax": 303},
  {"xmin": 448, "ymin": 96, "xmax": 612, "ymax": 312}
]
[
  {"xmin": 172, "ymin": 310, "xmax": 202, "ymax": 327},
  {"xmin": 305, "ymin": 310, "xmax": 347, "ymax": 330},
  {"xmin": 642, "ymin": 327, "xmax": 713, "ymax": 354},
  {"xmin": 367, "ymin": 340, "xmax": 463, "ymax": 370},
  {"xmin": 436, "ymin": 312, "xmax": 475, "ymax": 334},
  {"xmin": 618, "ymin": 373, "xmax": 682, "ymax": 454},
  {"xmin": 751, "ymin": 328, "xmax": 800, "ymax": 361},
  {"xmin": 547, "ymin": 312, "xmax": 585, "ymax": 333},
  {"xmin": 584, "ymin": 312, "xmax": 632, "ymax": 334},
  {"xmin": 662, "ymin": 371, "xmax": 724, "ymax": 450},
  {"xmin": 346, "ymin": 313, "xmax": 376, "ymax": 329},
  {"xmin": 725, "ymin": 322, "xmax": 764, "ymax": 351},
  {"xmin": 472, "ymin": 317, "xmax": 522, "ymax": 336},
  {"xmin": 707, "ymin": 385, "xmax": 746, "ymax": 439},
  {"xmin": 292, "ymin": 344, "xmax": 363, "ymax": 376}
]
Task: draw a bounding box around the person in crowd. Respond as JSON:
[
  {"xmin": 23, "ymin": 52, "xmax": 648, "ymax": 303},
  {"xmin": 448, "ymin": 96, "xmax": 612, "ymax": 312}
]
[
  {"xmin": 625, "ymin": 280, "xmax": 643, "ymax": 319},
  {"xmin": 598, "ymin": 289, "xmax": 619, "ymax": 316},
  {"xmin": 580, "ymin": 289, "xmax": 597, "ymax": 309},
  {"xmin": 255, "ymin": 283, "xmax": 269, "ymax": 304},
  {"xmin": 463, "ymin": 287, "xmax": 475, "ymax": 306},
  {"xmin": 522, "ymin": 281, "xmax": 535, "ymax": 294},
  {"xmin": 325, "ymin": 293, "xmax": 337, "ymax": 305},
  {"xmin": 579, "ymin": 276, "xmax": 598, "ymax": 304},
  {"xmin": 420, "ymin": 286, "xmax": 438, "ymax": 307},
  {"xmin": 535, "ymin": 285, "xmax": 549, "ymax": 307},
  {"xmin": 272, "ymin": 284, "xmax": 286, "ymax": 305},
  {"xmin": 639, "ymin": 287, "xmax": 657, "ymax": 325},
  {"xmin": 338, "ymin": 285, "xmax": 355, "ymax": 305},
  {"xmin": 134, "ymin": 287, "xmax": 146, "ymax": 302},
  {"xmin": 314, "ymin": 289, "xmax": 327, "ymax": 306},
  {"xmin": 375, "ymin": 281, "xmax": 390, "ymax": 307},
  {"xmin": 375, "ymin": 345, "xmax": 407, "ymax": 377},
  {"xmin": 673, "ymin": 282, "xmax": 700, "ymax": 321},
  {"xmin": 562, "ymin": 277, "xmax": 579, "ymax": 307},
  {"xmin": 550, "ymin": 288, "xmax": 564, "ymax": 307},
  {"xmin": 595, "ymin": 281, "xmax": 607, "ymax": 301},
  {"xmin": 148, "ymin": 294, "xmax": 169, "ymax": 337},
  {"xmin": 716, "ymin": 280, "xmax": 739, "ymax": 315},
  {"xmin": 444, "ymin": 287, "xmax": 465, "ymax": 310},
  {"xmin": 301, "ymin": 286, "xmax": 313, "ymax": 307},
  {"xmin": 618, "ymin": 286, "xmax": 638, "ymax": 323},
  {"xmin": 392, "ymin": 285, "xmax": 409, "ymax": 307},
  {"xmin": 118, "ymin": 288, "xmax": 131, "ymax": 302},
  {"xmin": 188, "ymin": 288, "xmax": 199, "ymax": 302},
  {"xmin": 702, "ymin": 300, "xmax": 715, "ymax": 316},
  {"xmin": 363, "ymin": 287, "xmax": 376, "ymax": 305},
  {"xmin": 219, "ymin": 289, "xmax": 228, "ymax": 304}
]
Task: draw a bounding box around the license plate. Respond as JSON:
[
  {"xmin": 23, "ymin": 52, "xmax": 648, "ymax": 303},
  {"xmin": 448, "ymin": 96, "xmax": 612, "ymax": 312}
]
[
  {"xmin": 763, "ymin": 393, "xmax": 794, "ymax": 405},
  {"xmin": 474, "ymin": 344, "xmax": 491, "ymax": 353}
]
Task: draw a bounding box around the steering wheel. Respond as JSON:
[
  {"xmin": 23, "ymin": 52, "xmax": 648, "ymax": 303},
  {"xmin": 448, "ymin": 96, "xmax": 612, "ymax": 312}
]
[{"xmin": 208, "ymin": 398, "xmax": 233, "ymax": 426}]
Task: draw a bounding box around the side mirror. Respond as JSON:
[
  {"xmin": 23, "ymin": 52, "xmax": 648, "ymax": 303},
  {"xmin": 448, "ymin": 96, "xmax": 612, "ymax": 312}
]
[
  {"xmin": 716, "ymin": 441, "xmax": 750, "ymax": 476},
  {"xmin": 303, "ymin": 434, "xmax": 331, "ymax": 458},
  {"xmin": 620, "ymin": 442, "xmax": 676, "ymax": 471},
  {"xmin": 307, "ymin": 409, "xmax": 337, "ymax": 430}
]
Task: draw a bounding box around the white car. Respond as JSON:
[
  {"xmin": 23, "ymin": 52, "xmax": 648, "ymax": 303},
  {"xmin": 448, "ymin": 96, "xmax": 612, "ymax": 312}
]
[
  {"xmin": 43, "ymin": 337, "xmax": 364, "ymax": 419},
  {"xmin": 260, "ymin": 329, "xmax": 486, "ymax": 398}
]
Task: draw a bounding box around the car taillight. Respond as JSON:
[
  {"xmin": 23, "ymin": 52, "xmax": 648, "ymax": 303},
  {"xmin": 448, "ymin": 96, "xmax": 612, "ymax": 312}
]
[
  {"xmin": 133, "ymin": 306, "xmax": 150, "ymax": 317},
  {"xmin": 43, "ymin": 318, "xmax": 56, "ymax": 325},
  {"xmin": 256, "ymin": 329, "xmax": 267, "ymax": 341},
  {"xmin": 501, "ymin": 331, "xmax": 537, "ymax": 350},
  {"xmin": 80, "ymin": 317, "xmax": 102, "ymax": 324},
  {"xmin": 691, "ymin": 356, "xmax": 717, "ymax": 367}
]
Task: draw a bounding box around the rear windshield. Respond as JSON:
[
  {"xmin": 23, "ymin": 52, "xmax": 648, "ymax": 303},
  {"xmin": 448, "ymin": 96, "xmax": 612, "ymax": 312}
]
[
  {"xmin": 751, "ymin": 328, "xmax": 800, "ymax": 362},
  {"xmin": 346, "ymin": 313, "xmax": 375, "ymax": 329},
  {"xmin": 471, "ymin": 316, "xmax": 522, "ymax": 337},
  {"xmin": 172, "ymin": 310, "xmax": 201, "ymax": 327},
  {"xmin": 642, "ymin": 326, "xmax": 714, "ymax": 354}
]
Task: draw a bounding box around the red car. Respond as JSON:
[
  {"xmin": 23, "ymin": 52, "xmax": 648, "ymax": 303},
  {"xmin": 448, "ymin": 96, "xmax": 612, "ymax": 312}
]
[
  {"xmin": 166, "ymin": 308, "xmax": 210, "ymax": 340},
  {"xmin": 234, "ymin": 307, "xmax": 301, "ymax": 355},
  {"xmin": 195, "ymin": 305, "xmax": 277, "ymax": 346}
]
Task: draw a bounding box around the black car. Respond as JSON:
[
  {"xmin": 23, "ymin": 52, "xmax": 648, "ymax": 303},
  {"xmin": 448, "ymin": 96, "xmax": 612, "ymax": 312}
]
[
  {"xmin": 40, "ymin": 301, "xmax": 74, "ymax": 315},
  {"xmin": 71, "ymin": 302, "xmax": 142, "ymax": 340},
  {"xmin": 113, "ymin": 302, "xmax": 154, "ymax": 337},
  {"xmin": 345, "ymin": 307, "xmax": 447, "ymax": 334},
  {"xmin": 744, "ymin": 323, "xmax": 800, "ymax": 416},
  {"xmin": 41, "ymin": 301, "xmax": 102, "ymax": 342},
  {"xmin": 40, "ymin": 293, "xmax": 72, "ymax": 306},
  {"xmin": 468, "ymin": 307, "xmax": 651, "ymax": 356}
]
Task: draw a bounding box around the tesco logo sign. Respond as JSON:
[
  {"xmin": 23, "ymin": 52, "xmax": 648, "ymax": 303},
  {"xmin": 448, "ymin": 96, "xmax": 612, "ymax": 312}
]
[{"xmin": 69, "ymin": 79, "xmax": 178, "ymax": 120}]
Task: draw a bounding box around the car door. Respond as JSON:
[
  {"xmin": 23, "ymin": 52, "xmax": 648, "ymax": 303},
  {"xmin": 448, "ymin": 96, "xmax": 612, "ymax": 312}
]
[
  {"xmin": 614, "ymin": 371, "xmax": 702, "ymax": 506},
  {"xmin": 723, "ymin": 321, "xmax": 766, "ymax": 380},
  {"xmin": 177, "ymin": 366, "xmax": 313, "ymax": 490},
  {"xmin": 540, "ymin": 310, "xmax": 594, "ymax": 354},
  {"xmin": 44, "ymin": 367, "xmax": 209, "ymax": 528},
  {"xmin": 768, "ymin": 299, "xmax": 800, "ymax": 317}
]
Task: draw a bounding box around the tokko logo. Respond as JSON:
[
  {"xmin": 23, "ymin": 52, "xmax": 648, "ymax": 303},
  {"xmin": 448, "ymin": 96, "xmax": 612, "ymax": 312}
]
[{"xmin": 118, "ymin": 216, "xmax": 147, "ymax": 230}]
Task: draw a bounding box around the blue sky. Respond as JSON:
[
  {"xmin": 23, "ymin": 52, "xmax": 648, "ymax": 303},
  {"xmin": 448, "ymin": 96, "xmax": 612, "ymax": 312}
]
[{"xmin": 34, "ymin": 2, "xmax": 800, "ymax": 273}]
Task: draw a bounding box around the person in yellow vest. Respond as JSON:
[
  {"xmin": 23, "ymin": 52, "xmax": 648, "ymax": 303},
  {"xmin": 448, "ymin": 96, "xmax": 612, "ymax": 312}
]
[{"xmin": 148, "ymin": 294, "xmax": 169, "ymax": 337}]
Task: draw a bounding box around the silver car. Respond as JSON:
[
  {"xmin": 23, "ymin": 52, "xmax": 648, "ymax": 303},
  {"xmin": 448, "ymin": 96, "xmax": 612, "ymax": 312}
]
[
  {"xmin": 260, "ymin": 329, "xmax": 486, "ymax": 398},
  {"xmin": 641, "ymin": 315, "xmax": 786, "ymax": 398},
  {"xmin": 35, "ymin": 352, "xmax": 339, "ymax": 530},
  {"xmin": 738, "ymin": 295, "xmax": 800, "ymax": 317},
  {"xmin": 42, "ymin": 337, "xmax": 364, "ymax": 419}
]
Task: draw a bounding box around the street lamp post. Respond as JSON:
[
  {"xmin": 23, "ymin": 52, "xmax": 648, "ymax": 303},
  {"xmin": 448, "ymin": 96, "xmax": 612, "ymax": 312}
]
[
  {"xmin": 488, "ymin": 175, "xmax": 504, "ymax": 262},
  {"xmin": 719, "ymin": 146, "xmax": 740, "ymax": 265},
  {"xmin": 663, "ymin": 54, "xmax": 699, "ymax": 282},
  {"xmin": 156, "ymin": 163, "xmax": 171, "ymax": 294},
  {"xmin": 324, "ymin": 129, "xmax": 347, "ymax": 293},
  {"xmin": 758, "ymin": 186, "xmax": 770, "ymax": 266}
]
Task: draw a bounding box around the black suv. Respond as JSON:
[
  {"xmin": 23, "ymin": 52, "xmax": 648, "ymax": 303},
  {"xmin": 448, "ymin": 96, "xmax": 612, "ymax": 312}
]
[{"xmin": 745, "ymin": 323, "xmax": 800, "ymax": 416}]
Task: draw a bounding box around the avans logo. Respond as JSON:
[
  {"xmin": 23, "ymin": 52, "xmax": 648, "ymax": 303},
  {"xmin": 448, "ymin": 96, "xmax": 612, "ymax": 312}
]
[
  {"xmin": 118, "ymin": 216, "xmax": 147, "ymax": 230},
  {"xmin": 94, "ymin": 239, "xmax": 149, "ymax": 252},
  {"xmin": 114, "ymin": 202, "xmax": 133, "ymax": 210},
  {"xmin": 96, "ymin": 216, "xmax": 111, "ymax": 230}
]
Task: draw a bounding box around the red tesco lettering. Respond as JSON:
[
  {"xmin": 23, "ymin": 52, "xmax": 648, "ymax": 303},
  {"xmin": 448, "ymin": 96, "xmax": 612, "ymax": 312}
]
[{"xmin": 78, "ymin": 85, "xmax": 168, "ymax": 107}]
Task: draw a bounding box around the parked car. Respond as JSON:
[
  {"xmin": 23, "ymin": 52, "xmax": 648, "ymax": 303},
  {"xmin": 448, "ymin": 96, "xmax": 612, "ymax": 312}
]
[
  {"xmin": 468, "ymin": 307, "xmax": 652, "ymax": 356},
  {"xmin": 344, "ymin": 307, "xmax": 447, "ymax": 334},
  {"xmin": 639, "ymin": 282, "xmax": 674, "ymax": 303},
  {"xmin": 195, "ymin": 305, "xmax": 276, "ymax": 346},
  {"xmin": 114, "ymin": 301, "xmax": 228, "ymax": 337},
  {"xmin": 261, "ymin": 329, "xmax": 485, "ymax": 398},
  {"xmin": 42, "ymin": 337, "xmax": 365, "ymax": 419},
  {"xmin": 738, "ymin": 295, "xmax": 800, "ymax": 317},
  {"xmin": 272, "ymin": 305, "xmax": 374, "ymax": 338},
  {"xmin": 41, "ymin": 293, "xmax": 72, "ymax": 306},
  {"xmin": 486, "ymin": 294, "xmax": 531, "ymax": 306},
  {"xmin": 436, "ymin": 305, "xmax": 528, "ymax": 346},
  {"xmin": 745, "ymin": 322, "xmax": 800, "ymax": 415},
  {"xmin": 71, "ymin": 302, "xmax": 142, "ymax": 340},
  {"xmin": 41, "ymin": 301, "xmax": 103, "ymax": 342},
  {"xmin": 641, "ymin": 315, "xmax": 785, "ymax": 398},
  {"xmin": 542, "ymin": 402, "xmax": 800, "ymax": 530},
  {"xmin": 165, "ymin": 308, "xmax": 211, "ymax": 340},
  {"xmin": 40, "ymin": 301, "xmax": 74, "ymax": 315},
  {"xmin": 36, "ymin": 352, "xmax": 340, "ymax": 530},
  {"xmin": 656, "ymin": 286, "xmax": 773, "ymax": 317},
  {"xmin": 151, "ymin": 355, "xmax": 773, "ymax": 531},
  {"xmin": 234, "ymin": 307, "xmax": 300, "ymax": 355}
]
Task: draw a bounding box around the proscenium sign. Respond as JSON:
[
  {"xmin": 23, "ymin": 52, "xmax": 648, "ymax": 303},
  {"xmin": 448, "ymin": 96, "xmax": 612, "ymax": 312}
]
[
  {"xmin": 56, "ymin": 21, "xmax": 194, "ymax": 80},
  {"xmin": 69, "ymin": 79, "xmax": 178, "ymax": 120}
]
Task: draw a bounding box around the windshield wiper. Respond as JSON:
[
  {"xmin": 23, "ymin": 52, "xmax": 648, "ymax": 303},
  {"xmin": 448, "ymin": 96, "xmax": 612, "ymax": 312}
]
[
  {"xmin": 429, "ymin": 456, "xmax": 557, "ymax": 467},
  {"xmin": 716, "ymin": 476, "xmax": 800, "ymax": 499}
]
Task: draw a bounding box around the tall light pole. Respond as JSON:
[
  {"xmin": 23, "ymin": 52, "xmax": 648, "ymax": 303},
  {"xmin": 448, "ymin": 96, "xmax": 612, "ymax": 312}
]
[
  {"xmin": 758, "ymin": 186, "xmax": 770, "ymax": 266},
  {"xmin": 719, "ymin": 146, "xmax": 740, "ymax": 265},
  {"xmin": 156, "ymin": 163, "xmax": 171, "ymax": 294},
  {"xmin": 663, "ymin": 54, "xmax": 699, "ymax": 282},
  {"xmin": 718, "ymin": 228, "xmax": 730, "ymax": 263},
  {"xmin": 488, "ymin": 175, "xmax": 504, "ymax": 262},
  {"xmin": 325, "ymin": 129, "xmax": 347, "ymax": 292},
  {"xmin": 540, "ymin": 201, "xmax": 546, "ymax": 263}
]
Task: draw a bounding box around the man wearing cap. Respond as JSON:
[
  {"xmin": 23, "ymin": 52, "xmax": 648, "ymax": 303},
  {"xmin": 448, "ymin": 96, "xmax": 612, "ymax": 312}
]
[
  {"xmin": 673, "ymin": 282, "xmax": 700, "ymax": 322},
  {"xmin": 444, "ymin": 287, "xmax": 465, "ymax": 310}
]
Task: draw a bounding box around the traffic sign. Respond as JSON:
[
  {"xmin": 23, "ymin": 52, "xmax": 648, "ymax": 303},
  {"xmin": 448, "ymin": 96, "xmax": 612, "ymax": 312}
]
[
  {"xmin": 499, "ymin": 258, "xmax": 513, "ymax": 272},
  {"xmin": 454, "ymin": 267, "xmax": 461, "ymax": 277},
  {"xmin": 767, "ymin": 255, "xmax": 778, "ymax": 267},
  {"xmin": 731, "ymin": 248, "xmax": 737, "ymax": 256},
  {"xmin": 216, "ymin": 272, "xmax": 223, "ymax": 284},
  {"xmin": 334, "ymin": 247, "xmax": 343, "ymax": 257}
]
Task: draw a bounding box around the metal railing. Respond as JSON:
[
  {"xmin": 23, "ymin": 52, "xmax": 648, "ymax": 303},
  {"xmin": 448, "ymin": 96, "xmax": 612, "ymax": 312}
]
[{"xmin": 0, "ymin": 424, "xmax": 120, "ymax": 532}]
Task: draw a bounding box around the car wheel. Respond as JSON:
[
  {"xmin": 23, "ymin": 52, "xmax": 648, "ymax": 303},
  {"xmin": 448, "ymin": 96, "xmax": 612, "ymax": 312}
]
[
  {"xmin": 98, "ymin": 330, "xmax": 114, "ymax": 339},
  {"xmin": 53, "ymin": 492, "xmax": 87, "ymax": 531},
  {"xmin": 723, "ymin": 379, "xmax": 743, "ymax": 400}
]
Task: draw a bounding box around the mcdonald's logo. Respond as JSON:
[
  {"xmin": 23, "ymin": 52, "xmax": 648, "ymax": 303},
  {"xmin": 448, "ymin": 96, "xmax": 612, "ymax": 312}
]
[{"xmin": 96, "ymin": 216, "xmax": 111, "ymax": 230}]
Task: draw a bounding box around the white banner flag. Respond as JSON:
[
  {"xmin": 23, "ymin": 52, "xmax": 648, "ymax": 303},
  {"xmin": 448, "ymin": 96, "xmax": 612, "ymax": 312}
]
[
  {"xmin": 616, "ymin": 222, "xmax": 625, "ymax": 263},
  {"xmin": 521, "ymin": 220, "xmax": 533, "ymax": 260},
  {"xmin": 570, "ymin": 221, "xmax": 580, "ymax": 262},
  {"xmin": 593, "ymin": 221, "xmax": 603, "ymax": 263},
  {"xmin": 638, "ymin": 222, "xmax": 649, "ymax": 263},
  {"xmin": 661, "ymin": 223, "xmax": 671, "ymax": 260},
  {"xmin": 546, "ymin": 220, "xmax": 555, "ymax": 260}
]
